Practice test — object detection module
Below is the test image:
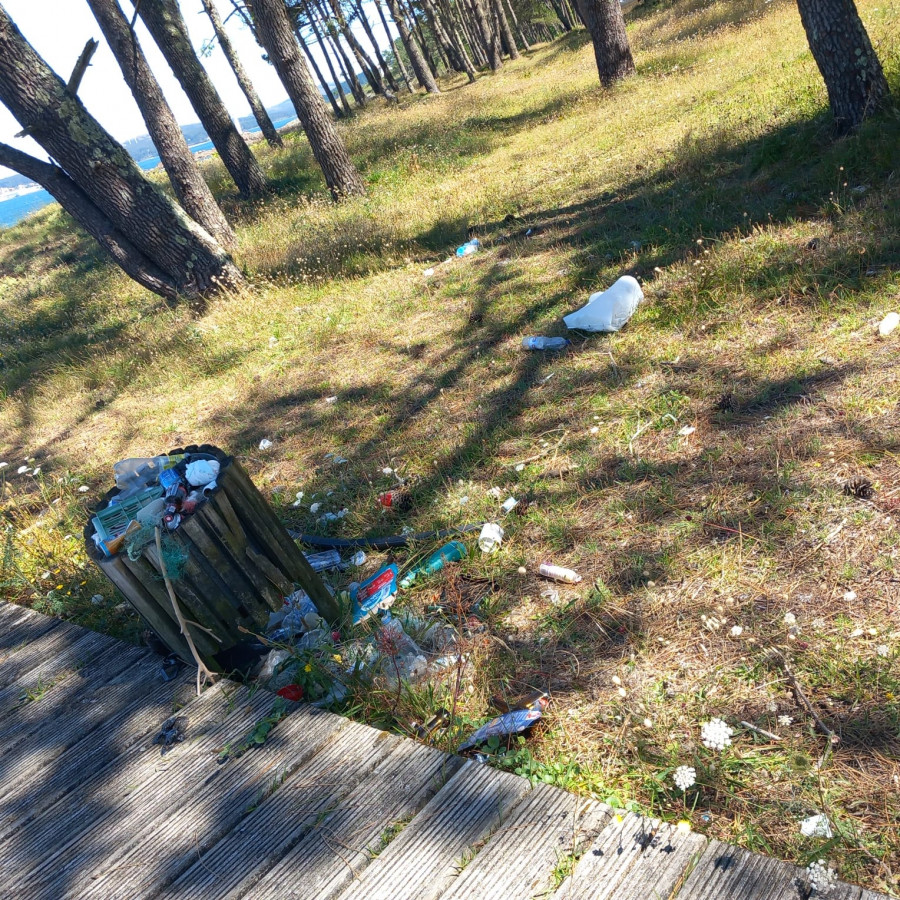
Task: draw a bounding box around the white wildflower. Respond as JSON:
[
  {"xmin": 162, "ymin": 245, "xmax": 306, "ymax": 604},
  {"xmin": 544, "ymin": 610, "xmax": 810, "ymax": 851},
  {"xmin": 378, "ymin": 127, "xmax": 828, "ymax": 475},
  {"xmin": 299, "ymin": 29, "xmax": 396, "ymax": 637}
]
[
  {"xmin": 783, "ymin": 612, "xmax": 797, "ymax": 626},
  {"xmin": 812, "ymin": 617, "xmax": 826, "ymax": 631},
  {"xmin": 843, "ymin": 590, "xmax": 857, "ymax": 602},
  {"xmin": 17, "ymin": 465, "xmax": 28, "ymax": 474},
  {"xmin": 777, "ymin": 715, "xmax": 793, "ymax": 727},
  {"xmin": 700, "ymin": 718, "xmax": 733, "ymax": 751},
  {"xmin": 766, "ymin": 701, "xmax": 778, "ymax": 713},
  {"xmin": 850, "ymin": 628, "xmax": 864, "ymax": 638},
  {"xmin": 806, "ymin": 859, "xmax": 837, "ymax": 895},
  {"xmin": 643, "ymin": 718, "xmax": 653, "ymax": 728},
  {"xmin": 78, "ymin": 485, "xmax": 90, "ymax": 493},
  {"xmin": 515, "ymin": 463, "xmax": 525, "ymax": 472},
  {"xmin": 0, "ymin": 461, "xmax": 7, "ymax": 468},
  {"xmin": 672, "ymin": 765, "xmax": 696, "ymax": 791},
  {"xmin": 617, "ymin": 687, "xmax": 627, "ymax": 697},
  {"xmin": 876, "ymin": 644, "xmax": 890, "ymax": 658},
  {"xmin": 590, "ymin": 426, "xmax": 599, "ymax": 434},
  {"xmin": 730, "ymin": 625, "xmax": 744, "ymax": 637},
  {"xmin": 382, "ymin": 467, "xmax": 393, "ymax": 475},
  {"xmin": 611, "ymin": 675, "xmax": 622, "ymax": 685}
]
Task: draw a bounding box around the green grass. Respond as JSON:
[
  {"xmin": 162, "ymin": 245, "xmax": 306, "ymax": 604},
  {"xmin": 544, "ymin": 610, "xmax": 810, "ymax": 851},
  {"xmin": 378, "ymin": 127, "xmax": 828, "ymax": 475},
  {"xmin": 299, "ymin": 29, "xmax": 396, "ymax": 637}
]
[{"xmin": 2, "ymin": 0, "xmax": 900, "ymax": 892}]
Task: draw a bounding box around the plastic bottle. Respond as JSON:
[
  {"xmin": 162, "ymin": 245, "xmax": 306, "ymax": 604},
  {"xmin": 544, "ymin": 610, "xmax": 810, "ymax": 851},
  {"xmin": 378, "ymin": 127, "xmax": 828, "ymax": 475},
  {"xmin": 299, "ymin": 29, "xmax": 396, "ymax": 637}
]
[
  {"xmin": 456, "ymin": 238, "xmax": 480, "ymax": 257},
  {"xmin": 521, "ymin": 337, "xmax": 570, "ymax": 351},
  {"xmin": 303, "ymin": 550, "xmax": 342, "ymax": 572},
  {"xmin": 539, "ymin": 563, "xmax": 582, "ymax": 584},
  {"xmin": 563, "ymin": 275, "xmax": 644, "ymax": 333},
  {"xmin": 399, "ymin": 541, "xmax": 467, "ymax": 588}
]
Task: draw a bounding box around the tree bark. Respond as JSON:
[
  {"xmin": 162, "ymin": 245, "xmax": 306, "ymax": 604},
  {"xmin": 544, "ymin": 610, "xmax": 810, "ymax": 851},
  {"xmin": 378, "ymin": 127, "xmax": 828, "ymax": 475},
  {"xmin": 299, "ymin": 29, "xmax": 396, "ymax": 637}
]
[
  {"xmin": 247, "ymin": 0, "xmax": 365, "ymax": 199},
  {"xmin": 0, "ymin": 7, "xmax": 241, "ymax": 300},
  {"xmin": 423, "ymin": 0, "xmax": 475, "ymax": 80},
  {"xmin": 0, "ymin": 142, "xmax": 180, "ymax": 300},
  {"xmin": 85, "ymin": 0, "xmax": 236, "ymax": 251},
  {"xmin": 795, "ymin": 0, "xmax": 889, "ymax": 132},
  {"xmin": 325, "ymin": 0, "xmax": 389, "ymax": 97},
  {"xmin": 200, "ymin": 0, "xmax": 284, "ymax": 149},
  {"xmin": 454, "ymin": 0, "xmax": 487, "ymax": 67},
  {"xmin": 352, "ymin": 0, "xmax": 400, "ymax": 91},
  {"xmin": 503, "ymin": 0, "xmax": 530, "ymax": 51},
  {"xmin": 376, "ymin": 0, "xmax": 414, "ymax": 90},
  {"xmin": 296, "ymin": 22, "xmax": 344, "ymax": 117},
  {"xmin": 575, "ymin": 0, "xmax": 634, "ymax": 85},
  {"xmin": 312, "ymin": 0, "xmax": 367, "ymax": 105},
  {"xmin": 467, "ymin": 0, "xmax": 503, "ymax": 70},
  {"xmin": 548, "ymin": 0, "xmax": 573, "ymax": 30},
  {"xmin": 385, "ymin": 0, "xmax": 441, "ymax": 92},
  {"xmin": 304, "ymin": 5, "xmax": 354, "ymax": 114},
  {"xmin": 403, "ymin": 0, "xmax": 439, "ymax": 76},
  {"xmin": 138, "ymin": 0, "xmax": 268, "ymax": 197},
  {"xmin": 491, "ymin": 0, "xmax": 520, "ymax": 58}
]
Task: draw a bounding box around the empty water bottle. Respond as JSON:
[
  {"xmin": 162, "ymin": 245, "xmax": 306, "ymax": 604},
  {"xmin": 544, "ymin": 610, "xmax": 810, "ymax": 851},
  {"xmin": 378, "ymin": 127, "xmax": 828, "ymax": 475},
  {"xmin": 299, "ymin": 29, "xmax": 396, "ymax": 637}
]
[
  {"xmin": 522, "ymin": 336, "xmax": 569, "ymax": 351},
  {"xmin": 456, "ymin": 238, "xmax": 480, "ymax": 257}
]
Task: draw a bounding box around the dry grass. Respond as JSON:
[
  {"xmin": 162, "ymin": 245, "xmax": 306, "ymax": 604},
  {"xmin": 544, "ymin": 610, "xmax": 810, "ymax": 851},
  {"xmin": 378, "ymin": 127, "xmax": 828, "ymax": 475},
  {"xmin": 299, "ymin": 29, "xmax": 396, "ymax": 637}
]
[{"xmin": 2, "ymin": 0, "xmax": 900, "ymax": 891}]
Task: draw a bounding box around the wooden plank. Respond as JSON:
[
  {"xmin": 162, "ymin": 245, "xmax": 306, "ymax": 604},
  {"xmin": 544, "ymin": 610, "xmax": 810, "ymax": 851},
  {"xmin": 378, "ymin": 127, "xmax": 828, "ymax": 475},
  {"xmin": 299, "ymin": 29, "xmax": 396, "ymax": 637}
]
[
  {"xmin": 157, "ymin": 719, "xmax": 404, "ymax": 900},
  {"xmin": 0, "ymin": 663, "xmax": 195, "ymax": 843},
  {"xmin": 0, "ymin": 610, "xmax": 62, "ymax": 665},
  {"xmin": 554, "ymin": 816, "xmax": 707, "ymax": 900},
  {"xmin": 0, "ymin": 641, "xmax": 151, "ymax": 751},
  {"xmin": 0, "ymin": 682, "xmax": 273, "ymax": 896},
  {"xmin": 441, "ymin": 782, "xmax": 610, "ymax": 900},
  {"xmin": 246, "ymin": 738, "xmax": 464, "ymax": 900},
  {"xmin": 333, "ymin": 760, "xmax": 532, "ymax": 900},
  {"xmin": 73, "ymin": 704, "xmax": 347, "ymax": 900},
  {"xmin": 0, "ymin": 628, "xmax": 116, "ymax": 710},
  {"xmin": 676, "ymin": 838, "xmax": 799, "ymax": 900}
]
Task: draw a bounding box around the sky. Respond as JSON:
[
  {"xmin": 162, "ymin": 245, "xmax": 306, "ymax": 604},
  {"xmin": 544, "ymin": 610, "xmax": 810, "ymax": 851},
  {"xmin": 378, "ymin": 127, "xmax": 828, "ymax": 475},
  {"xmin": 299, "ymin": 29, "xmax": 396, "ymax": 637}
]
[{"xmin": 0, "ymin": 0, "xmax": 385, "ymax": 179}]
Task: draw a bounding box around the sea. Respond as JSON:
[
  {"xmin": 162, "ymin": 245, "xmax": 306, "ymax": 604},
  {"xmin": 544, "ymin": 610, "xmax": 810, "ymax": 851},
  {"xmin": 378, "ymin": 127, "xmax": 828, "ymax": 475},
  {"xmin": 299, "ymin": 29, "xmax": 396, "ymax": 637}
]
[{"xmin": 0, "ymin": 115, "xmax": 296, "ymax": 230}]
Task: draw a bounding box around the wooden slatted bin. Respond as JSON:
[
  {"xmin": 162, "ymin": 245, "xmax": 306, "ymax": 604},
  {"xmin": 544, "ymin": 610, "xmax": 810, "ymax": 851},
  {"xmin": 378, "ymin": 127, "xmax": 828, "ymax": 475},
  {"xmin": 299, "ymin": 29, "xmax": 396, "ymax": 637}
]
[{"xmin": 84, "ymin": 444, "xmax": 338, "ymax": 670}]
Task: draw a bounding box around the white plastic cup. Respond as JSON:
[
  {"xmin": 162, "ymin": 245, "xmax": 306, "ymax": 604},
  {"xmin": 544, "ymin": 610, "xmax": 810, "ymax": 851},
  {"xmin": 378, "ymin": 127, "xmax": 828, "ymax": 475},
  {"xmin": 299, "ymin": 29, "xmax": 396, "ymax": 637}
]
[{"xmin": 478, "ymin": 522, "xmax": 504, "ymax": 553}]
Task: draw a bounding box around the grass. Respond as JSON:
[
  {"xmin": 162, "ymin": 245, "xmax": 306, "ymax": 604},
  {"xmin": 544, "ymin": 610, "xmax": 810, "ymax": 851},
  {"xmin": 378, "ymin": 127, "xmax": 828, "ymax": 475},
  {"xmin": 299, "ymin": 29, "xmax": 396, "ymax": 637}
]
[{"xmin": 2, "ymin": 0, "xmax": 900, "ymax": 892}]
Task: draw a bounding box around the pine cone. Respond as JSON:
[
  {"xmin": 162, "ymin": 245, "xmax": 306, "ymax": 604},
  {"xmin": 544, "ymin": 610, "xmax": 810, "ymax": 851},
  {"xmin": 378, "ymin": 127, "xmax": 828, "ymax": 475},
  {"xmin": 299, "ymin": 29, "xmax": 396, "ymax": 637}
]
[
  {"xmin": 715, "ymin": 390, "xmax": 735, "ymax": 412},
  {"xmin": 843, "ymin": 475, "xmax": 873, "ymax": 500}
]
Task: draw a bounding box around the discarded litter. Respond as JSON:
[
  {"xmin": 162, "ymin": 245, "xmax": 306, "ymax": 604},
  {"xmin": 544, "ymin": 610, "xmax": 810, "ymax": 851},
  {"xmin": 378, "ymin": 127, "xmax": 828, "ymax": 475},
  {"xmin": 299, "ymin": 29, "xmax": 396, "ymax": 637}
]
[
  {"xmin": 413, "ymin": 707, "xmax": 450, "ymax": 739},
  {"xmin": 678, "ymin": 425, "xmax": 696, "ymax": 436},
  {"xmin": 352, "ymin": 564, "xmax": 399, "ymax": 623},
  {"xmin": 304, "ymin": 549, "xmax": 342, "ymax": 572},
  {"xmin": 276, "ymin": 684, "xmax": 304, "ymax": 702},
  {"xmin": 458, "ymin": 694, "xmax": 549, "ymax": 752},
  {"xmin": 399, "ymin": 541, "xmax": 467, "ymax": 588},
  {"xmin": 521, "ymin": 336, "xmax": 570, "ymax": 351},
  {"xmin": 539, "ymin": 563, "xmax": 582, "ymax": 584},
  {"xmin": 185, "ymin": 459, "xmax": 219, "ymax": 486},
  {"xmin": 501, "ymin": 497, "xmax": 518, "ymax": 514},
  {"xmin": 153, "ymin": 714, "xmax": 188, "ymax": 752},
  {"xmin": 259, "ymin": 438, "xmax": 273, "ymax": 450},
  {"xmin": 878, "ymin": 312, "xmax": 899, "ymax": 337},
  {"xmin": 478, "ymin": 522, "xmax": 504, "ymax": 553},
  {"xmin": 349, "ymin": 550, "xmax": 367, "ymax": 566},
  {"xmin": 423, "ymin": 268, "xmax": 435, "ymax": 277},
  {"xmin": 456, "ymin": 238, "xmax": 480, "ymax": 257},
  {"xmin": 800, "ymin": 813, "xmax": 833, "ymax": 838},
  {"xmin": 563, "ymin": 275, "xmax": 644, "ymax": 333}
]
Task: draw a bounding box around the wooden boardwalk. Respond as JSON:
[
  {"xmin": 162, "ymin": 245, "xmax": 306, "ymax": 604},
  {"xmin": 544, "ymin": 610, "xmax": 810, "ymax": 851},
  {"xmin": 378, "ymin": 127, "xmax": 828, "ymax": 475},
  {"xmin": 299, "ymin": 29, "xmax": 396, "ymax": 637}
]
[{"xmin": 0, "ymin": 601, "xmax": 888, "ymax": 900}]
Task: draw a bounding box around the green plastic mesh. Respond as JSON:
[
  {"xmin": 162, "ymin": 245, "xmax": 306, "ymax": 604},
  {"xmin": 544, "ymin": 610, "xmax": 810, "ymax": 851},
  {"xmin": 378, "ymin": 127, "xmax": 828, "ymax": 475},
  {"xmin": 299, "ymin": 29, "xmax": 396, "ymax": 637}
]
[
  {"xmin": 125, "ymin": 523, "xmax": 157, "ymax": 561},
  {"xmin": 124, "ymin": 526, "xmax": 189, "ymax": 581}
]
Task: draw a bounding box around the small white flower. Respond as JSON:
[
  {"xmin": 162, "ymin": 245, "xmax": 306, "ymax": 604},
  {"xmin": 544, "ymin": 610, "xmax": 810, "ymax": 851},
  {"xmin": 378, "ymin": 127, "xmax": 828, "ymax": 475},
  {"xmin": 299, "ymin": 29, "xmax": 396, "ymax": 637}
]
[
  {"xmin": 783, "ymin": 612, "xmax": 797, "ymax": 626},
  {"xmin": 515, "ymin": 463, "xmax": 525, "ymax": 472},
  {"xmin": 382, "ymin": 467, "xmax": 393, "ymax": 475},
  {"xmin": 730, "ymin": 625, "xmax": 743, "ymax": 637},
  {"xmin": 850, "ymin": 628, "xmax": 864, "ymax": 638},
  {"xmin": 777, "ymin": 715, "xmax": 793, "ymax": 727},
  {"xmin": 876, "ymin": 644, "xmax": 890, "ymax": 658},
  {"xmin": 843, "ymin": 590, "xmax": 857, "ymax": 602},
  {"xmin": 268, "ymin": 335, "xmax": 278, "ymax": 344},
  {"xmin": 259, "ymin": 439, "xmax": 273, "ymax": 450},
  {"xmin": 643, "ymin": 718, "xmax": 653, "ymax": 728},
  {"xmin": 0, "ymin": 461, "xmax": 7, "ymax": 468},
  {"xmin": 806, "ymin": 859, "xmax": 837, "ymax": 895},
  {"xmin": 78, "ymin": 485, "xmax": 90, "ymax": 493},
  {"xmin": 700, "ymin": 718, "xmax": 733, "ymax": 751},
  {"xmin": 672, "ymin": 765, "xmax": 696, "ymax": 791},
  {"xmin": 611, "ymin": 675, "xmax": 622, "ymax": 685},
  {"xmin": 590, "ymin": 426, "xmax": 599, "ymax": 434},
  {"xmin": 812, "ymin": 617, "xmax": 826, "ymax": 631},
  {"xmin": 766, "ymin": 701, "xmax": 778, "ymax": 713},
  {"xmin": 17, "ymin": 465, "xmax": 29, "ymax": 474},
  {"xmin": 617, "ymin": 687, "xmax": 627, "ymax": 697},
  {"xmin": 309, "ymin": 502, "xmax": 321, "ymax": 514}
]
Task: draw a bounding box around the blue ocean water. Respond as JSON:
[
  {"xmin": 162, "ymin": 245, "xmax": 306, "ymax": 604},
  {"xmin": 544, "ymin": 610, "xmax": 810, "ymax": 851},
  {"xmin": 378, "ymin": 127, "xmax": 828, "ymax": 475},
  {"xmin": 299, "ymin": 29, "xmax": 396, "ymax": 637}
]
[{"xmin": 0, "ymin": 115, "xmax": 297, "ymax": 230}]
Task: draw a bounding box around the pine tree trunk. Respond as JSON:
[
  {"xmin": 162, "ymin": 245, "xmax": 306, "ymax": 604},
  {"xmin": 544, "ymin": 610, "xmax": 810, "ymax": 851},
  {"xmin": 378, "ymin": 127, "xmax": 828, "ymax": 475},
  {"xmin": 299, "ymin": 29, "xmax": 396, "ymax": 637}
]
[
  {"xmin": 468, "ymin": 0, "xmax": 503, "ymax": 69},
  {"xmin": 795, "ymin": 0, "xmax": 888, "ymax": 132},
  {"xmin": 492, "ymin": 0, "xmax": 520, "ymax": 58},
  {"xmin": 385, "ymin": 0, "xmax": 441, "ymax": 92},
  {"xmin": 376, "ymin": 0, "xmax": 414, "ymax": 90},
  {"xmin": 455, "ymin": 0, "xmax": 487, "ymax": 67},
  {"xmin": 313, "ymin": 0, "xmax": 367, "ymax": 106},
  {"xmin": 200, "ymin": 0, "xmax": 284, "ymax": 149},
  {"xmin": 85, "ymin": 0, "xmax": 236, "ymax": 251},
  {"xmin": 0, "ymin": 142, "xmax": 180, "ymax": 301},
  {"xmin": 352, "ymin": 0, "xmax": 400, "ymax": 91},
  {"xmin": 548, "ymin": 0, "xmax": 573, "ymax": 30},
  {"xmin": 138, "ymin": 0, "xmax": 267, "ymax": 198},
  {"xmin": 306, "ymin": 6, "xmax": 354, "ymax": 114},
  {"xmin": 0, "ymin": 9, "xmax": 241, "ymax": 300},
  {"xmin": 325, "ymin": 0, "xmax": 388, "ymax": 96},
  {"xmin": 296, "ymin": 23, "xmax": 344, "ymax": 117},
  {"xmin": 247, "ymin": 0, "xmax": 365, "ymax": 199},
  {"xmin": 405, "ymin": 0, "xmax": 440, "ymax": 76},
  {"xmin": 424, "ymin": 0, "xmax": 476, "ymax": 80},
  {"xmin": 421, "ymin": 0, "xmax": 453, "ymax": 72},
  {"xmin": 502, "ymin": 0, "xmax": 530, "ymax": 50},
  {"xmin": 575, "ymin": 0, "xmax": 634, "ymax": 85}
]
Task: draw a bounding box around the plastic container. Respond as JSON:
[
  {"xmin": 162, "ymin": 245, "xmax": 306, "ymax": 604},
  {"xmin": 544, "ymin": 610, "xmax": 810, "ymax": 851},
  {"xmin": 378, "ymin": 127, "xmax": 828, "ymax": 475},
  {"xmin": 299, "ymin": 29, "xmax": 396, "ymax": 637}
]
[
  {"xmin": 563, "ymin": 275, "xmax": 643, "ymax": 333},
  {"xmin": 456, "ymin": 238, "xmax": 480, "ymax": 257},
  {"xmin": 303, "ymin": 550, "xmax": 342, "ymax": 572},
  {"xmin": 521, "ymin": 337, "xmax": 569, "ymax": 351},
  {"xmin": 478, "ymin": 523, "xmax": 504, "ymax": 553},
  {"xmin": 92, "ymin": 485, "xmax": 165, "ymax": 554},
  {"xmin": 539, "ymin": 563, "xmax": 582, "ymax": 584},
  {"xmin": 113, "ymin": 455, "xmax": 181, "ymax": 498},
  {"xmin": 399, "ymin": 541, "xmax": 467, "ymax": 588}
]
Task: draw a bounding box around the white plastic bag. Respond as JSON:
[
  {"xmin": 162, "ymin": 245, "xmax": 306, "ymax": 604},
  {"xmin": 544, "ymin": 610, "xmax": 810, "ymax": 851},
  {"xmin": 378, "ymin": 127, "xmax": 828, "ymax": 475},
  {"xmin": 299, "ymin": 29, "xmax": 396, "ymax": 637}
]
[{"xmin": 563, "ymin": 275, "xmax": 643, "ymax": 332}]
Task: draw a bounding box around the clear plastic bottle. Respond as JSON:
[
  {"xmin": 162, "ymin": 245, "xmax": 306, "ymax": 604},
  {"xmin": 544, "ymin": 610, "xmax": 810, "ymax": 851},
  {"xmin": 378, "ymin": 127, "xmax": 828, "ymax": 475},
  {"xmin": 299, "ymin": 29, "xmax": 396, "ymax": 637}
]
[{"xmin": 521, "ymin": 336, "xmax": 569, "ymax": 351}]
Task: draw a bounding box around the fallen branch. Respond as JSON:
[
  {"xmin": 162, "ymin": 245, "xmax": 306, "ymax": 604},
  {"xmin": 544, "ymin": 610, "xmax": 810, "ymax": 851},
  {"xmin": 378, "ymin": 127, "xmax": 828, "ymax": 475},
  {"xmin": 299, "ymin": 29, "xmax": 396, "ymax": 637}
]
[
  {"xmin": 766, "ymin": 648, "xmax": 839, "ymax": 745},
  {"xmin": 739, "ymin": 720, "xmax": 781, "ymax": 742},
  {"xmin": 155, "ymin": 527, "xmax": 218, "ymax": 695}
]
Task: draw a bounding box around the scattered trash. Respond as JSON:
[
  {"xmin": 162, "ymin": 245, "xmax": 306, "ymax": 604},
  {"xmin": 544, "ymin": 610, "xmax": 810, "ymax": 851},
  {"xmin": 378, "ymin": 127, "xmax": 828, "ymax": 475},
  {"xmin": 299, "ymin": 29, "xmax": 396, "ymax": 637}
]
[
  {"xmin": 349, "ymin": 550, "xmax": 367, "ymax": 566},
  {"xmin": 800, "ymin": 813, "xmax": 834, "ymax": 838},
  {"xmin": 456, "ymin": 238, "xmax": 480, "ymax": 257},
  {"xmin": 276, "ymin": 684, "xmax": 304, "ymax": 702},
  {"xmin": 423, "ymin": 268, "xmax": 435, "ymax": 278},
  {"xmin": 153, "ymin": 714, "xmax": 187, "ymax": 752},
  {"xmin": 489, "ymin": 689, "xmax": 549, "ymax": 713},
  {"xmin": 515, "ymin": 463, "xmax": 525, "ymax": 472},
  {"xmin": 458, "ymin": 694, "xmax": 549, "ymax": 752},
  {"xmin": 159, "ymin": 654, "xmax": 183, "ymax": 682},
  {"xmin": 325, "ymin": 396, "xmax": 338, "ymax": 404},
  {"xmin": 521, "ymin": 336, "xmax": 569, "ymax": 351},
  {"xmin": 304, "ymin": 549, "xmax": 342, "ymax": 572},
  {"xmin": 413, "ymin": 707, "xmax": 450, "ymax": 739},
  {"xmin": 500, "ymin": 497, "xmax": 518, "ymax": 514},
  {"xmin": 309, "ymin": 502, "xmax": 321, "ymax": 514},
  {"xmin": 878, "ymin": 312, "xmax": 899, "ymax": 337},
  {"xmin": 563, "ymin": 275, "xmax": 644, "ymax": 333},
  {"xmin": 478, "ymin": 522, "xmax": 504, "ymax": 553},
  {"xmin": 540, "ymin": 587, "xmax": 561, "ymax": 605},
  {"xmin": 352, "ymin": 564, "xmax": 399, "ymax": 623},
  {"xmin": 185, "ymin": 459, "xmax": 219, "ymax": 487},
  {"xmin": 539, "ymin": 563, "xmax": 582, "ymax": 584},
  {"xmin": 678, "ymin": 425, "xmax": 696, "ymax": 436},
  {"xmin": 259, "ymin": 648, "xmax": 291, "ymax": 682},
  {"xmin": 259, "ymin": 439, "xmax": 273, "ymax": 451},
  {"xmin": 399, "ymin": 541, "xmax": 467, "ymax": 588}
]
